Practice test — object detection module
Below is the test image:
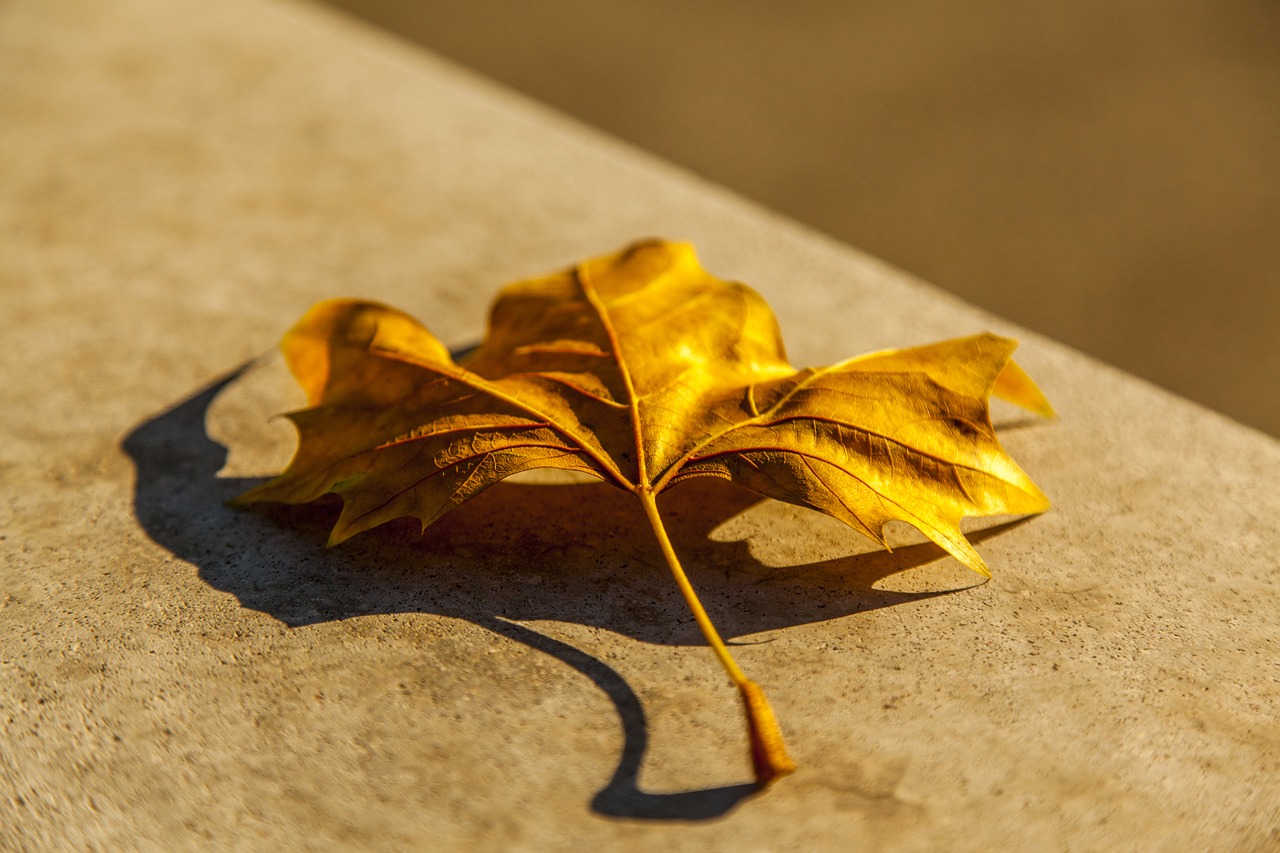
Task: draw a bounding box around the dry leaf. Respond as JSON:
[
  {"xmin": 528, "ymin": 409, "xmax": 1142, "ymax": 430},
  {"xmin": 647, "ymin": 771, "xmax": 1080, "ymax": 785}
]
[{"xmin": 236, "ymin": 239, "xmax": 1051, "ymax": 785}]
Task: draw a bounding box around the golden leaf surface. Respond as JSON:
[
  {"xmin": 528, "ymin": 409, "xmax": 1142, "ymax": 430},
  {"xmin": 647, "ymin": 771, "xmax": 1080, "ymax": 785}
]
[{"xmin": 237, "ymin": 239, "xmax": 1051, "ymax": 786}]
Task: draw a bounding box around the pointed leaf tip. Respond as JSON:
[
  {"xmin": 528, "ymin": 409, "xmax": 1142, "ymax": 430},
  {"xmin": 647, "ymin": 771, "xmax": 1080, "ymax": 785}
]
[{"xmin": 993, "ymin": 357, "xmax": 1056, "ymax": 418}]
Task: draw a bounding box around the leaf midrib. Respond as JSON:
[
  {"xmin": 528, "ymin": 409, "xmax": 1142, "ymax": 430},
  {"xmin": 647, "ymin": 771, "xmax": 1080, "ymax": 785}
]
[{"xmin": 574, "ymin": 263, "xmax": 647, "ymax": 491}]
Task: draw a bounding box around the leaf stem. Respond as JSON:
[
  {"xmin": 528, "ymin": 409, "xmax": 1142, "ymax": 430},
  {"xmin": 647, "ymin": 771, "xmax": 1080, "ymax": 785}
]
[{"xmin": 637, "ymin": 489, "xmax": 796, "ymax": 786}]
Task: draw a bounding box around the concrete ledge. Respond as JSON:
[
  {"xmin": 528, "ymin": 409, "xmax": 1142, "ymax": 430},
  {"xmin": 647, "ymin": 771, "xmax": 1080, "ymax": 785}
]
[{"xmin": 2, "ymin": 0, "xmax": 1277, "ymax": 849}]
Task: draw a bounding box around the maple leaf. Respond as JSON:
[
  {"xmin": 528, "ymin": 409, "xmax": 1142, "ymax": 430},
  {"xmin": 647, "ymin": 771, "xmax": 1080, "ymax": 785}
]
[{"xmin": 235, "ymin": 239, "xmax": 1051, "ymax": 786}]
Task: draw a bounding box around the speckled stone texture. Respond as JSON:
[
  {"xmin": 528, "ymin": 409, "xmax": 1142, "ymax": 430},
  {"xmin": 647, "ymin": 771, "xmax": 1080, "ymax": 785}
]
[{"xmin": 1, "ymin": 1, "xmax": 1277, "ymax": 850}]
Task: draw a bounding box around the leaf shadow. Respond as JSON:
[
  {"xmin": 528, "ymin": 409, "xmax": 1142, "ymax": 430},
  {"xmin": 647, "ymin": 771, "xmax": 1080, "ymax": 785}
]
[
  {"xmin": 122, "ymin": 362, "xmax": 1029, "ymax": 821},
  {"xmin": 992, "ymin": 416, "xmax": 1053, "ymax": 432}
]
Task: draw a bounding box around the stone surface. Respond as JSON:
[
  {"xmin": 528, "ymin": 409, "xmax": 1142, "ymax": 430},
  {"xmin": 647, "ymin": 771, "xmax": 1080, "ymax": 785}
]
[{"xmin": 1, "ymin": 0, "xmax": 1277, "ymax": 850}]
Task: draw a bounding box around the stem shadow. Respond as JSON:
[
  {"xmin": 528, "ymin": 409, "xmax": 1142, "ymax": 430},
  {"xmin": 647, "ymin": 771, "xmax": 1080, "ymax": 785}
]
[{"xmin": 479, "ymin": 616, "xmax": 756, "ymax": 820}]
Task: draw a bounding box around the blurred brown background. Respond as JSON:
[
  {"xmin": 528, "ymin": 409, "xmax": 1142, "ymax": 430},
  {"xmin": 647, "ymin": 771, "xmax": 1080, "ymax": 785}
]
[{"xmin": 318, "ymin": 0, "xmax": 1279, "ymax": 436}]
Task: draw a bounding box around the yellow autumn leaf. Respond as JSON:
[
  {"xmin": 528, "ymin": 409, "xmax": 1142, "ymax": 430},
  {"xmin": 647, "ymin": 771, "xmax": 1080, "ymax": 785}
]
[{"xmin": 236, "ymin": 239, "xmax": 1051, "ymax": 785}]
